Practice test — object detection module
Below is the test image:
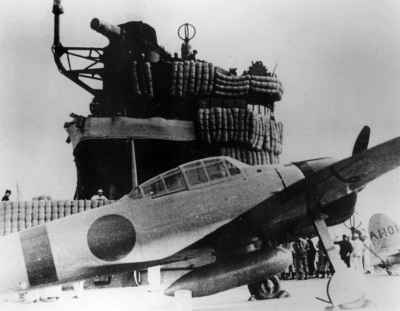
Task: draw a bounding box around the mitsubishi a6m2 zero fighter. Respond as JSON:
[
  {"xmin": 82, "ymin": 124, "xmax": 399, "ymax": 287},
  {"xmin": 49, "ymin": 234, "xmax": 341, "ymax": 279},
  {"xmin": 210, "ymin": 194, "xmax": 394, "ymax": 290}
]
[{"xmin": 1, "ymin": 127, "xmax": 400, "ymax": 308}]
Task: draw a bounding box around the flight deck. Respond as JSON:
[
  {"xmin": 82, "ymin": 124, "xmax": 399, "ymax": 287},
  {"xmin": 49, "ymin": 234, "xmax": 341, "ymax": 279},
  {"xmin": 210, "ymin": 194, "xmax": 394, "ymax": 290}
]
[{"xmin": 1, "ymin": 274, "xmax": 398, "ymax": 311}]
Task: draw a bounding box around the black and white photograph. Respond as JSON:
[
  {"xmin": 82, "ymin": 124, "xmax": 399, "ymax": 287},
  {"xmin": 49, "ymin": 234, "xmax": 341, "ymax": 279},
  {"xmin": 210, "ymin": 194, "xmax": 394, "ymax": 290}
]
[{"xmin": 0, "ymin": 0, "xmax": 400, "ymax": 310}]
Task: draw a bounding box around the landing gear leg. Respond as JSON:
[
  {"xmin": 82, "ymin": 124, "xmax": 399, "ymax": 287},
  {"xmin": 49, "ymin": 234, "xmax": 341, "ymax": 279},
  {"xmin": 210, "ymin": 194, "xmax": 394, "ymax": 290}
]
[
  {"xmin": 248, "ymin": 276, "xmax": 290, "ymax": 300},
  {"xmin": 313, "ymin": 213, "xmax": 370, "ymax": 309}
]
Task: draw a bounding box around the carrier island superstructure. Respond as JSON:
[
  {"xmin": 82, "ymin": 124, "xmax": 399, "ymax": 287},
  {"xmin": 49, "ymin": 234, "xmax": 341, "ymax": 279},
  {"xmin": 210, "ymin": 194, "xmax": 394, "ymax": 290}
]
[
  {"xmin": 53, "ymin": 5, "xmax": 284, "ymax": 201},
  {"xmin": 0, "ymin": 1, "xmax": 285, "ymax": 287}
]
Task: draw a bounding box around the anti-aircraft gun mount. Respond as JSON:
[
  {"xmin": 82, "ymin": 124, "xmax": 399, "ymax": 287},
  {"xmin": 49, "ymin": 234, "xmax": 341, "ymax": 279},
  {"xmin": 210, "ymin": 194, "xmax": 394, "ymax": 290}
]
[
  {"xmin": 52, "ymin": 0, "xmax": 283, "ymax": 119},
  {"xmin": 53, "ymin": 0, "xmax": 285, "ymax": 203},
  {"xmin": 52, "ymin": 0, "xmax": 168, "ymax": 117}
]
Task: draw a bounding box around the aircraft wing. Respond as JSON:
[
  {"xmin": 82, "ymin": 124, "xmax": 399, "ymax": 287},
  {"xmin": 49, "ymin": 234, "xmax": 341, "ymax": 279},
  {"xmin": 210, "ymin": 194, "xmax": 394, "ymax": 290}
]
[{"xmin": 308, "ymin": 136, "xmax": 400, "ymax": 207}]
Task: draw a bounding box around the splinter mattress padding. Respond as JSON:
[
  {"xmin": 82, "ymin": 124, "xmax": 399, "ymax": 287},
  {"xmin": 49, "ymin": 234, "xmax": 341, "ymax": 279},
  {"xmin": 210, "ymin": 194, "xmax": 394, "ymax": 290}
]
[
  {"xmin": 169, "ymin": 63, "xmax": 284, "ymax": 100},
  {"xmin": 0, "ymin": 200, "xmax": 115, "ymax": 236},
  {"xmin": 196, "ymin": 107, "xmax": 283, "ymax": 154}
]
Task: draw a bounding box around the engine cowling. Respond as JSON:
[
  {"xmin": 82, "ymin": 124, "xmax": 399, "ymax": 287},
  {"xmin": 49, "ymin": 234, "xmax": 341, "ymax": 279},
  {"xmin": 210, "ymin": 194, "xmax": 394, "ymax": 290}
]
[{"xmin": 293, "ymin": 157, "xmax": 357, "ymax": 223}]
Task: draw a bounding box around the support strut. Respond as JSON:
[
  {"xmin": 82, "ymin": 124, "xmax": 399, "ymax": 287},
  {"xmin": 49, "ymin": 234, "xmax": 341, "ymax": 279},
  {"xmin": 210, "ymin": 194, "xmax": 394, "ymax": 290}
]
[{"xmin": 313, "ymin": 213, "xmax": 367, "ymax": 309}]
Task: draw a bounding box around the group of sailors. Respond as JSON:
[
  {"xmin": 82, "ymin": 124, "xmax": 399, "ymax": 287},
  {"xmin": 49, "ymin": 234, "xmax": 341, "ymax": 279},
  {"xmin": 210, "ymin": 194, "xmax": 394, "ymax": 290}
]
[
  {"xmin": 282, "ymin": 231, "xmax": 373, "ymax": 280},
  {"xmin": 170, "ymin": 50, "xmax": 199, "ymax": 62}
]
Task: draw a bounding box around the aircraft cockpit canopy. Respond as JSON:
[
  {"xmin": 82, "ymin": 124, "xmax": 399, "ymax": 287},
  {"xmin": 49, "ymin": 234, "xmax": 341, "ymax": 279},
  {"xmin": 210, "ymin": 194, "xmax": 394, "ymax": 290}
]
[{"xmin": 133, "ymin": 157, "xmax": 244, "ymax": 199}]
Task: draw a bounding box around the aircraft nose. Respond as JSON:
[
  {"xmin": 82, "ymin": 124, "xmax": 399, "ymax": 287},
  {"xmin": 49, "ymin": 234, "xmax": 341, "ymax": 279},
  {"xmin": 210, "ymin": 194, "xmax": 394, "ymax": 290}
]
[
  {"xmin": 293, "ymin": 157, "xmax": 339, "ymax": 177},
  {"xmin": 319, "ymin": 192, "xmax": 357, "ymax": 222},
  {"xmin": 292, "ymin": 157, "xmax": 357, "ymax": 221}
]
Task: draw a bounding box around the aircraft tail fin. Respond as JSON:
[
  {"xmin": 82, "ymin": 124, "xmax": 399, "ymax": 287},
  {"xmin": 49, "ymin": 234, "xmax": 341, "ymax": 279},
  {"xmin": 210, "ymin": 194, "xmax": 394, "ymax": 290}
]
[{"xmin": 368, "ymin": 213, "xmax": 400, "ymax": 258}]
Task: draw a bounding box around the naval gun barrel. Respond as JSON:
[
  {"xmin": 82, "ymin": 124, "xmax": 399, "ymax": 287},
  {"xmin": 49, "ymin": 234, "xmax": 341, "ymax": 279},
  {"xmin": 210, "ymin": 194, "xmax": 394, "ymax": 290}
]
[{"xmin": 90, "ymin": 18, "xmax": 122, "ymax": 41}]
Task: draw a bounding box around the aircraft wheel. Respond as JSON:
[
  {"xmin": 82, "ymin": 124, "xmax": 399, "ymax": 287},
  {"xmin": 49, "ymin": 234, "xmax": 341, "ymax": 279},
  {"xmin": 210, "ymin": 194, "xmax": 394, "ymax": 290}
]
[{"xmin": 248, "ymin": 276, "xmax": 288, "ymax": 300}]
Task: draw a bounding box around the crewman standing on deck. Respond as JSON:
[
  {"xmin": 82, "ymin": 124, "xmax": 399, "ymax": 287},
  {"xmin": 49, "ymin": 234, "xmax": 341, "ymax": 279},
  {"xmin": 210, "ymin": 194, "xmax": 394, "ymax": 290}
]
[
  {"xmin": 293, "ymin": 237, "xmax": 309, "ymax": 280},
  {"xmin": 91, "ymin": 189, "xmax": 107, "ymax": 201}
]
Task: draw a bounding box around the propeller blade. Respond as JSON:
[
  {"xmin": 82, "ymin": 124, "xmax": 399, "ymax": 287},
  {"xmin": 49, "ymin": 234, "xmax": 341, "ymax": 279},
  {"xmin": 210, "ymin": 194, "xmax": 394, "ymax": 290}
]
[{"xmin": 352, "ymin": 126, "xmax": 370, "ymax": 155}]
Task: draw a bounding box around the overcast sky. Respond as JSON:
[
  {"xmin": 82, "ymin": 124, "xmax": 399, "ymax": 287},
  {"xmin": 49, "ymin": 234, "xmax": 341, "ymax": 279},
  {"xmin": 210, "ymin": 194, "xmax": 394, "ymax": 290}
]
[{"xmin": 0, "ymin": 0, "xmax": 399, "ymax": 230}]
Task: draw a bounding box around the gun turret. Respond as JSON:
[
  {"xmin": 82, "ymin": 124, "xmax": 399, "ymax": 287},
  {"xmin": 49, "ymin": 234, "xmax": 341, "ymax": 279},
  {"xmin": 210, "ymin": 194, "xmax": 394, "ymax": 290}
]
[
  {"xmin": 51, "ymin": 1, "xmax": 168, "ymax": 111},
  {"xmin": 90, "ymin": 18, "xmax": 122, "ymax": 42},
  {"xmin": 90, "ymin": 18, "xmax": 163, "ymax": 62}
]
